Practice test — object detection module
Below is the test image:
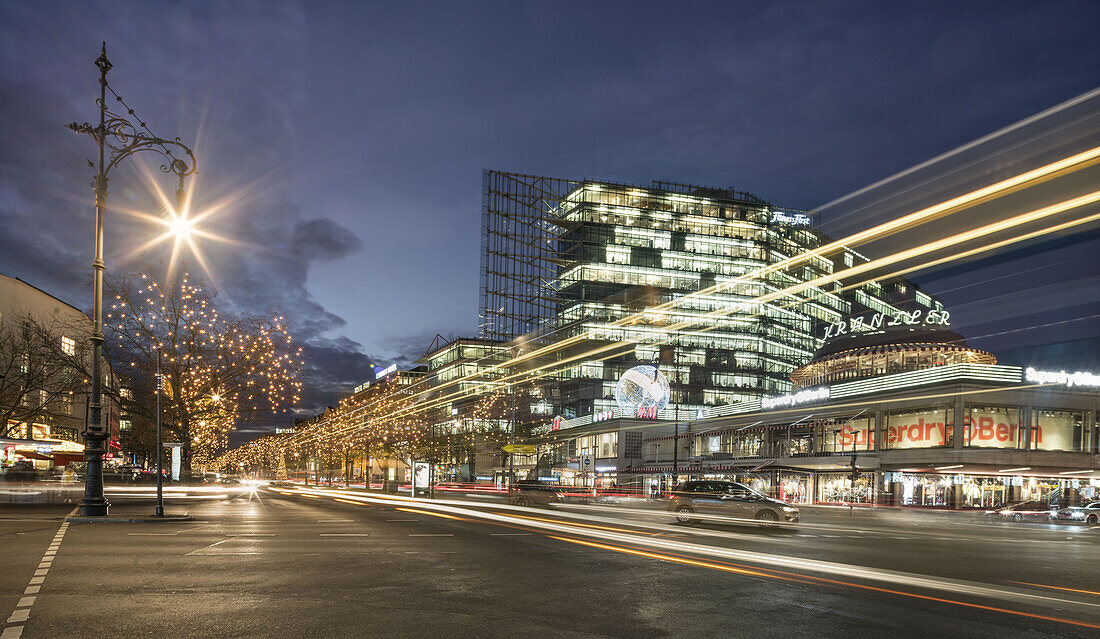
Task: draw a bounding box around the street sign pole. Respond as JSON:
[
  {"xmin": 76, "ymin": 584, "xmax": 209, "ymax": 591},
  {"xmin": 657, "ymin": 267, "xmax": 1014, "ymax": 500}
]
[{"xmin": 155, "ymin": 352, "xmax": 163, "ymax": 517}]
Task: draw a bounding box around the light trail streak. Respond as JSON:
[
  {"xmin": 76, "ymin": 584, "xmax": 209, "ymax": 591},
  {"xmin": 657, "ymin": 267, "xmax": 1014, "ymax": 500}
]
[
  {"xmin": 284, "ymin": 486, "xmax": 1100, "ymax": 619},
  {"xmin": 495, "ymin": 511, "xmax": 664, "ymax": 536},
  {"xmin": 816, "ymin": 87, "xmax": 1100, "ymax": 214},
  {"xmin": 550, "ymin": 536, "xmax": 1100, "ymax": 630},
  {"xmin": 328, "ymin": 187, "xmax": 1100, "ymax": 430},
  {"xmin": 1012, "ymin": 582, "xmax": 1100, "ymax": 597},
  {"xmin": 382, "ymin": 207, "xmax": 1095, "ymax": 430},
  {"xmin": 264, "ymin": 146, "xmax": 1100, "ymax": 458},
  {"xmin": 394, "ymin": 506, "xmax": 470, "ymax": 521}
]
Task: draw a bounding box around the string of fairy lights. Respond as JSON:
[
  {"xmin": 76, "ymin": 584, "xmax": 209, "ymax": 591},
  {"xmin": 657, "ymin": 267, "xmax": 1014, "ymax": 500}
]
[
  {"xmin": 109, "ymin": 270, "xmax": 303, "ymax": 469},
  {"xmin": 215, "ymin": 146, "xmax": 1100, "ymax": 472}
]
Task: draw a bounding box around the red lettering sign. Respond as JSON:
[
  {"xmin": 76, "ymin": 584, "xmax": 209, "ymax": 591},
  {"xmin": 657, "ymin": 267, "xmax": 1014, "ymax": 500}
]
[
  {"xmin": 838, "ymin": 424, "xmax": 870, "ymax": 449},
  {"xmin": 963, "ymin": 416, "xmax": 1035, "ymax": 446},
  {"xmin": 887, "ymin": 417, "xmax": 947, "ymax": 447},
  {"xmin": 636, "ymin": 405, "xmax": 658, "ymax": 419}
]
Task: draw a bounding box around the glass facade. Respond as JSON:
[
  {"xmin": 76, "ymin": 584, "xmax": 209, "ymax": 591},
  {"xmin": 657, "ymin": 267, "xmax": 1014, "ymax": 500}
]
[
  {"xmin": 551, "ymin": 182, "xmax": 835, "ymax": 417},
  {"xmin": 883, "ymin": 406, "xmax": 953, "ymax": 449}
]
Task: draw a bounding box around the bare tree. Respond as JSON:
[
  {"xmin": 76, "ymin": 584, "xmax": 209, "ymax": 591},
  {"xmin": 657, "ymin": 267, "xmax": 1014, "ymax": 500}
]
[{"xmin": 0, "ymin": 314, "xmax": 92, "ymax": 439}]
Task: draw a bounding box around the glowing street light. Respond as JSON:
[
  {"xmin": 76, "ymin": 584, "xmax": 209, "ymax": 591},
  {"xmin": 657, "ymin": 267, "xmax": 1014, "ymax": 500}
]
[
  {"xmin": 67, "ymin": 43, "xmax": 197, "ymax": 517},
  {"xmin": 167, "ymin": 215, "xmax": 194, "ymax": 240}
]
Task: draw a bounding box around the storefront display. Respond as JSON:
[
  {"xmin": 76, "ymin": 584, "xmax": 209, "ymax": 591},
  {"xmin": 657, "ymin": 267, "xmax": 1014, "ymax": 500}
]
[
  {"xmin": 884, "ymin": 406, "xmax": 952, "ymax": 449},
  {"xmin": 1031, "ymin": 409, "xmax": 1086, "ymax": 452},
  {"xmin": 778, "ymin": 475, "xmax": 810, "ymax": 503},
  {"xmin": 965, "ymin": 406, "xmax": 1021, "ymax": 448},
  {"xmin": 814, "ymin": 417, "xmax": 873, "ymax": 453},
  {"xmin": 817, "ymin": 472, "xmax": 873, "ymax": 504}
]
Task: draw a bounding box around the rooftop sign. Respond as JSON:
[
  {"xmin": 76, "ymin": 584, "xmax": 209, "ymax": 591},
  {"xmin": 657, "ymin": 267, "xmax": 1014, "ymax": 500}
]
[
  {"xmin": 770, "ymin": 211, "xmax": 812, "ymax": 226},
  {"xmin": 761, "ymin": 386, "xmax": 830, "ymax": 410},
  {"xmin": 822, "ymin": 309, "xmax": 950, "ymax": 341},
  {"xmin": 1025, "ymin": 367, "xmax": 1100, "ymax": 388}
]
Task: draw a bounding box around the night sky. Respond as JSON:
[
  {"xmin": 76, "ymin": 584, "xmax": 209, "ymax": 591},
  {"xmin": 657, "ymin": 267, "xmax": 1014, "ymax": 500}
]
[{"xmin": 1, "ymin": 1, "xmax": 1098, "ymax": 436}]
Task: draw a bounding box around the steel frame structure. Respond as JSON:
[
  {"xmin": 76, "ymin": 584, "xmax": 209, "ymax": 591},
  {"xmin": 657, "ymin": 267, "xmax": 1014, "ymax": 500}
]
[{"xmin": 479, "ymin": 171, "xmax": 578, "ymax": 341}]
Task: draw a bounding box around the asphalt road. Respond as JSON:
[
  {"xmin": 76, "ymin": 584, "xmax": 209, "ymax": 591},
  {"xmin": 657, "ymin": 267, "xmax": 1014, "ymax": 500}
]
[{"xmin": 1, "ymin": 488, "xmax": 1097, "ymax": 638}]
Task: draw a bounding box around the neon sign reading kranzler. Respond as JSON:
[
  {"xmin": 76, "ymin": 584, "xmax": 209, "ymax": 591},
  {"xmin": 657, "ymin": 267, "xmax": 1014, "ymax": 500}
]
[{"xmin": 822, "ymin": 309, "xmax": 950, "ymax": 340}]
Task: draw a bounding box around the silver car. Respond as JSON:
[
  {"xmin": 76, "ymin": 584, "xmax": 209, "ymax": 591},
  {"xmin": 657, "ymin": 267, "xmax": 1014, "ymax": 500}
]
[
  {"xmin": 1050, "ymin": 501, "xmax": 1100, "ymax": 525},
  {"xmin": 668, "ymin": 480, "xmax": 799, "ymax": 525}
]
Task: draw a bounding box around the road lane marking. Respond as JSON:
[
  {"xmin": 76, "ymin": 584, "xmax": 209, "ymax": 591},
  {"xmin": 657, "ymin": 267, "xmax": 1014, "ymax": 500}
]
[
  {"xmin": 185, "ymin": 538, "xmax": 232, "ymax": 556},
  {"xmin": 408, "ymin": 533, "xmax": 453, "ymax": 537},
  {"xmin": 318, "ymin": 519, "xmax": 355, "ymax": 523},
  {"xmin": 386, "ymin": 519, "xmax": 419, "ymax": 522},
  {"xmin": 4, "ymin": 610, "xmax": 27, "ymax": 624},
  {"xmin": 3, "ymin": 523, "xmax": 63, "ymax": 638},
  {"xmin": 319, "ymin": 533, "xmax": 370, "ymax": 536},
  {"xmin": 490, "ymin": 533, "xmax": 532, "ymax": 536}
]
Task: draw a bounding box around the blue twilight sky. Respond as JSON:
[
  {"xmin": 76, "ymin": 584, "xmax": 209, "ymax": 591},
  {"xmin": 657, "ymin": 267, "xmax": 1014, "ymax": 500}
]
[{"xmin": 1, "ymin": 1, "xmax": 1098, "ymax": 431}]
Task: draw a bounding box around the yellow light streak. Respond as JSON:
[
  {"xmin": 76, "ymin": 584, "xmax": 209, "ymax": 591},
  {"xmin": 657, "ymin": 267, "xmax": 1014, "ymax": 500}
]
[
  {"xmin": 227, "ymin": 147, "xmax": 1100, "ymax": 458},
  {"xmin": 550, "ymin": 536, "xmax": 1100, "ymax": 630}
]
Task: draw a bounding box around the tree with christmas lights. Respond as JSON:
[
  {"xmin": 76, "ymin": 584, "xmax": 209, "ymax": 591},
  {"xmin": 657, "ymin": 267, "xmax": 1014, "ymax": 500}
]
[{"xmin": 106, "ymin": 267, "xmax": 303, "ymax": 478}]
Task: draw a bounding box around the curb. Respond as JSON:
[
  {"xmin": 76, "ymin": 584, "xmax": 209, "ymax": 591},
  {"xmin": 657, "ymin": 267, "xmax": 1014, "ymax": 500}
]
[{"xmin": 65, "ymin": 514, "xmax": 196, "ymax": 523}]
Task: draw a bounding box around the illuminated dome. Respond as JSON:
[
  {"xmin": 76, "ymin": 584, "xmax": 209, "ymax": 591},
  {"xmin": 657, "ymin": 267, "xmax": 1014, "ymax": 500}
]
[
  {"xmin": 791, "ymin": 328, "xmax": 995, "ymax": 389},
  {"xmin": 615, "ymin": 365, "xmax": 671, "ymax": 412}
]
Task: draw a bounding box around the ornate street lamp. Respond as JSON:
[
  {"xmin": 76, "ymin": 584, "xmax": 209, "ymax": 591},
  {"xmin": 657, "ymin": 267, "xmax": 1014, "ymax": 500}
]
[{"xmin": 67, "ymin": 43, "xmax": 197, "ymax": 516}]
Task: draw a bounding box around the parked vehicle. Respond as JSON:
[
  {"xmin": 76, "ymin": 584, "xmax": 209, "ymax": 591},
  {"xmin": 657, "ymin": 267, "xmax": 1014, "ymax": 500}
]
[
  {"xmin": 668, "ymin": 480, "xmax": 799, "ymax": 525},
  {"xmin": 508, "ymin": 479, "xmax": 563, "ymax": 507},
  {"xmin": 995, "ymin": 501, "xmax": 1051, "ymax": 522},
  {"xmin": 1050, "ymin": 501, "xmax": 1100, "ymax": 525}
]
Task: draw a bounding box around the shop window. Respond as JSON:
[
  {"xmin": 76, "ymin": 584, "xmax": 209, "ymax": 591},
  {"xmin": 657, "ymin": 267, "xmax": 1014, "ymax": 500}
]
[
  {"xmin": 964, "ymin": 406, "xmax": 1022, "ymax": 449},
  {"xmin": 883, "ymin": 406, "xmax": 953, "ymax": 449},
  {"xmin": 1031, "ymin": 409, "xmax": 1087, "ymax": 452},
  {"xmin": 815, "ymin": 417, "xmax": 873, "ymax": 454},
  {"xmin": 817, "ymin": 472, "xmax": 873, "ymax": 504}
]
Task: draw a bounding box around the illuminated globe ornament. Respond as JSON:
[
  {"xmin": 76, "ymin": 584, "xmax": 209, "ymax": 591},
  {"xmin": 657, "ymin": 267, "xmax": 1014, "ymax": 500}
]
[{"xmin": 615, "ymin": 365, "xmax": 671, "ymax": 413}]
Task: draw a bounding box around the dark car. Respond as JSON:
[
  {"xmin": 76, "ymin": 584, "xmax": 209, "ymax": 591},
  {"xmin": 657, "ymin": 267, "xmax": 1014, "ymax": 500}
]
[
  {"xmin": 3, "ymin": 461, "xmax": 39, "ymax": 482},
  {"xmin": 1050, "ymin": 501, "xmax": 1100, "ymax": 525},
  {"xmin": 995, "ymin": 501, "xmax": 1051, "ymax": 522},
  {"xmin": 508, "ymin": 479, "xmax": 563, "ymax": 507},
  {"xmin": 668, "ymin": 480, "xmax": 799, "ymax": 525}
]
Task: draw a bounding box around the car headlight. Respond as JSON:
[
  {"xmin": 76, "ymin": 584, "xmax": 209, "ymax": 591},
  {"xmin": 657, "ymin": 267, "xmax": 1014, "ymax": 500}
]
[{"xmin": 781, "ymin": 506, "xmax": 797, "ymax": 512}]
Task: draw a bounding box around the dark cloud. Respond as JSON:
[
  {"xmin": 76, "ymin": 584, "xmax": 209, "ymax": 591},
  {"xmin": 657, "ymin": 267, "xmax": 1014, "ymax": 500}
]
[
  {"xmin": 291, "ymin": 218, "xmax": 363, "ymax": 262},
  {"xmin": 2, "ymin": 1, "xmax": 1099, "ymax": 445}
]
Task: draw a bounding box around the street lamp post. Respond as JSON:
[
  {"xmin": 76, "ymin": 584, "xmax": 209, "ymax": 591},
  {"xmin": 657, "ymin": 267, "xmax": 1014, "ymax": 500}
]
[{"xmin": 68, "ymin": 43, "xmax": 196, "ymax": 516}]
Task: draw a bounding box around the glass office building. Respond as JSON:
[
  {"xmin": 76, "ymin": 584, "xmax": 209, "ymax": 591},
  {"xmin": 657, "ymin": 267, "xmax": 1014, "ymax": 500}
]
[{"xmin": 481, "ymin": 172, "xmax": 946, "ymax": 421}]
